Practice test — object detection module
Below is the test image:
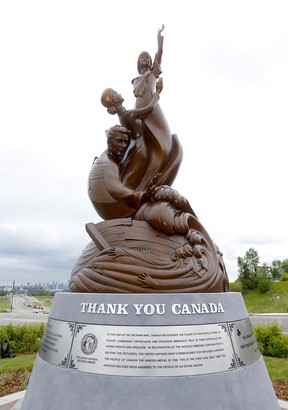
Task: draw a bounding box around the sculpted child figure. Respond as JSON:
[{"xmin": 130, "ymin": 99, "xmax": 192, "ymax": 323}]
[{"xmin": 100, "ymin": 78, "xmax": 163, "ymax": 190}]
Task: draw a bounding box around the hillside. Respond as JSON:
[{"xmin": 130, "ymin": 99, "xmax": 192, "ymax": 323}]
[{"xmin": 229, "ymin": 280, "xmax": 288, "ymax": 314}]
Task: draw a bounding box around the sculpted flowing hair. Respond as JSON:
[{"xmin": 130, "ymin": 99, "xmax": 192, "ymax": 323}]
[{"xmin": 137, "ymin": 51, "xmax": 152, "ymax": 73}]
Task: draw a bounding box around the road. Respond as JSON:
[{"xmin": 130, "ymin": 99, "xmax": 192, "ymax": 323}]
[{"xmin": 0, "ymin": 294, "xmax": 50, "ymax": 326}]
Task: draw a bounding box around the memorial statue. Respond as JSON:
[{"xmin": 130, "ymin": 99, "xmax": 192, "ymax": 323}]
[{"xmin": 70, "ymin": 26, "xmax": 229, "ymax": 293}]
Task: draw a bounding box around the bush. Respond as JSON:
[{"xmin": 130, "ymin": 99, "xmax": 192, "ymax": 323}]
[
  {"xmin": 0, "ymin": 323, "xmax": 45, "ymax": 354},
  {"xmin": 280, "ymin": 273, "xmax": 288, "ymax": 282},
  {"xmin": 228, "ymin": 281, "xmax": 243, "ymax": 292},
  {"xmin": 257, "ymin": 277, "xmax": 272, "ymax": 293},
  {"xmin": 254, "ymin": 322, "xmax": 288, "ymax": 358}
]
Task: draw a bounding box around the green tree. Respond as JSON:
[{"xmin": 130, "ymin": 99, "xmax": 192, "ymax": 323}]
[
  {"xmin": 258, "ymin": 263, "xmax": 269, "ymax": 277},
  {"xmin": 237, "ymin": 247, "xmax": 259, "ymax": 290},
  {"xmin": 271, "ymin": 259, "xmax": 282, "ymax": 279},
  {"xmin": 256, "ymin": 263, "xmax": 272, "ymax": 293},
  {"xmin": 281, "ymin": 259, "xmax": 288, "ymax": 274}
]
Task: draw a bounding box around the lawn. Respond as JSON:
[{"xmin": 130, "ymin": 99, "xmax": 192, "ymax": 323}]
[
  {"xmin": 0, "ymin": 296, "xmax": 11, "ymax": 313},
  {"xmin": 229, "ymin": 281, "xmax": 288, "ymax": 313},
  {"xmin": 0, "ymin": 354, "xmax": 36, "ymax": 373},
  {"xmin": 34, "ymin": 296, "xmax": 54, "ymax": 307},
  {"xmin": 264, "ymin": 357, "xmax": 288, "ymax": 380}
]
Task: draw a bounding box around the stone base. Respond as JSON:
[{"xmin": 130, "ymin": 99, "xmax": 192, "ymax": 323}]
[{"xmin": 20, "ymin": 292, "xmax": 280, "ymax": 410}]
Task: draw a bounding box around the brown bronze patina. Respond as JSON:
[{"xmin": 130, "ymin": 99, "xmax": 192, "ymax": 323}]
[{"xmin": 70, "ymin": 26, "xmax": 229, "ymax": 293}]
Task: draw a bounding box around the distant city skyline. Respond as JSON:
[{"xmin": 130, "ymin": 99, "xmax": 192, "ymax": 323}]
[{"xmin": 0, "ymin": 279, "xmax": 70, "ymax": 291}]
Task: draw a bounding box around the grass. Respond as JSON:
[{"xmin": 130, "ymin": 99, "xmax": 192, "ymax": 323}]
[
  {"xmin": 229, "ymin": 281, "xmax": 288, "ymax": 314},
  {"xmin": 0, "ymin": 296, "xmax": 11, "ymax": 313},
  {"xmin": 0, "ymin": 354, "xmax": 36, "ymax": 373},
  {"xmin": 28, "ymin": 295, "xmax": 53, "ymax": 311},
  {"xmin": 34, "ymin": 296, "xmax": 54, "ymax": 307},
  {"xmin": 264, "ymin": 356, "xmax": 288, "ymax": 380}
]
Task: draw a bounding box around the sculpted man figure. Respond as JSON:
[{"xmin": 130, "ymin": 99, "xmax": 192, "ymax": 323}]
[
  {"xmin": 70, "ymin": 123, "xmax": 229, "ymax": 293},
  {"xmin": 88, "ymin": 125, "xmax": 145, "ymax": 221},
  {"xmin": 88, "ymin": 124, "xmax": 191, "ymax": 227}
]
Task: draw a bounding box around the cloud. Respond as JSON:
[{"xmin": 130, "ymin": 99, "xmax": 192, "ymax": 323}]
[{"xmin": 1, "ymin": 0, "xmax": 288, "ymax": 287}]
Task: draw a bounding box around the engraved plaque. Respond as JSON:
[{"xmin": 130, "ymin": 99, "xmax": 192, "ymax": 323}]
[
  {"xmin": 39, "ymin": 318, "xmax": 262, "ymax": 377},
  {"xmin": 39, "ymin": 318, "xmax": 75, "ymax": 367},
  {"xmin": 68, "ymin": 323, "xmax": 236, "ymax": 376},
  {"xmin": 229, "ymin": 318, "xmax": 261, "ymax": 367}
]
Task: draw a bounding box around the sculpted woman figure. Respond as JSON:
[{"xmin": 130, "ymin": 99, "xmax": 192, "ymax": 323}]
[{"xmin": 131, "ymin": 25, "xmax": 182, "ymax": 188}]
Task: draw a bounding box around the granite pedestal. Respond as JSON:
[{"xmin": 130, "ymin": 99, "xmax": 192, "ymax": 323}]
[{"xmin": 20, "ymin": 292, "xmax": 280, "ymax": 410}]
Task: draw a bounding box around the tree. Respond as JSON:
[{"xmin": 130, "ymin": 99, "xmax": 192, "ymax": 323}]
[
  {"xmin": 281, "ymin": 259, "xmax": 288, "ymax": 274},
  {"xmin": 257, "ymin": 263, "xmax": 269, "ymax": 277},
  {"xmin": 237, "ymin": 247, "xmax": 259, "ymax": 290},
  {"xmin": 271, "ymin": 259, "xmax": 282, "ymax": 279}
]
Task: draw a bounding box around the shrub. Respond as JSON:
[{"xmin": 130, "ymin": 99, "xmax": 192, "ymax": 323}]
[
  {"xmin": 254, "ymin": 322, "xmax": 288, "ymax": 358},
  {"xmin": 280, "ymin": 273, "xmax": 288, "ymax": 282},
  {"xmin": 0, "ymin": 323, "xmax": 45, "ymax": 354},
  {"xmin": 257, "ymin": 277, "xmax": 272, "ymax": 293},
  {"xmin": 229, "ymin": 281, "xmax": 243, "ymax": 292}
]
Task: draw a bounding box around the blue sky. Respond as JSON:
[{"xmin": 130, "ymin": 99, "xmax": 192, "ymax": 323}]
[{"xmin": 1, "ymin": 0, "xmax": 288, "ymax": 286}]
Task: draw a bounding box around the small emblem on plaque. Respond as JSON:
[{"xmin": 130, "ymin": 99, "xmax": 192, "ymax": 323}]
[{"xmin": 81, "ymin": 334, "xmax": 97, "ymax": 355}]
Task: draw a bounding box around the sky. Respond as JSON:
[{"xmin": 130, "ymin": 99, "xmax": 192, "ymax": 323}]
[{"xmin": 1, "ymin": 0, "xmax": 288, "ymax": 287}]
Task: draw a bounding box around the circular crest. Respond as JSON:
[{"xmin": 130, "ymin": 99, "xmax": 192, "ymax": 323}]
[{"xmin": 81, "ymin": 333, "xmax": 98, "ymax": 355}]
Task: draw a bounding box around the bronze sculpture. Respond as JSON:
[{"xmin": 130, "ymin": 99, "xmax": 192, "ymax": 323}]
[{"xmin": 70, "ymin": 26, "xmax": 229, "ymax": 293}]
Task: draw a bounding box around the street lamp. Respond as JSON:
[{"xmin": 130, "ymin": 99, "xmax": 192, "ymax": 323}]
[{"xmin": 10, "ymin": 280, "xmax": 15, "ymax": 313}]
